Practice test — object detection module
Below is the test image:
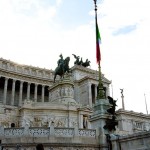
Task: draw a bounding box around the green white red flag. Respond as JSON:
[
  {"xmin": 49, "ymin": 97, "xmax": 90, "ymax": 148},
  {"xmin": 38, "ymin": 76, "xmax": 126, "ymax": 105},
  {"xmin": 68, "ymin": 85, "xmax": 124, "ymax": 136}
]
[{"xmin": 96, "ymin": 21, "xmax": 101, "ymax": 64}]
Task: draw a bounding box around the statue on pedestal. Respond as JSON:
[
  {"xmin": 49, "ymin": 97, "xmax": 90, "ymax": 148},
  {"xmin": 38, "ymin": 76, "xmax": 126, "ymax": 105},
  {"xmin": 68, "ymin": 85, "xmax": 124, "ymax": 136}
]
[{"xmin": 54, "ymin": 54, "xmax": 71, "ymax": 82}]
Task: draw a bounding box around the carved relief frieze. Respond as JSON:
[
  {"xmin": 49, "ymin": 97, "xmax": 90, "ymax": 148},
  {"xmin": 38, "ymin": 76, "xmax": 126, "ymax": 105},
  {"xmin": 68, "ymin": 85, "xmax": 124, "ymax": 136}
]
[
  {"xmin": 50, "ymin": 82, "xmax": 74, "ymax": 102},
  {"xmin": 0, "ymin": 113, "xmax": 19, "ymax": 128},
  {"xmin": 69, "ymin": 118, "xmax": 78, "ymax": 127},
  {"xmin": 20, "ymin": 114, "xmax": 76, "ymax": 128}
]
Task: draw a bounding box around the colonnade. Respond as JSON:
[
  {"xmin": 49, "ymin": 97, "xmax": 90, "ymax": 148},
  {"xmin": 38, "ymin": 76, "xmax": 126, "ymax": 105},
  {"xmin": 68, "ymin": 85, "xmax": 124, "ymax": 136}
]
[
  {"xmin": 88, "ymin": 83, "xmax": 109, "ymax": 107},
  {"xmin": 0, "ymin": 77, "xmax": 109, "ymax": 107},
  {"xmin": 0, "ymin": 76, "xmax": 49, "ymax": 106}
]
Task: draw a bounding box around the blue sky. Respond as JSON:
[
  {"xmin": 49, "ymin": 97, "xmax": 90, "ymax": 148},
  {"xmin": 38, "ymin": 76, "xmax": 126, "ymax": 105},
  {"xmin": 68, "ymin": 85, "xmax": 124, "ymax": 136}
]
[{"xmin": 0, "ymin": 0, "xmax": 150, "ymax": 114}]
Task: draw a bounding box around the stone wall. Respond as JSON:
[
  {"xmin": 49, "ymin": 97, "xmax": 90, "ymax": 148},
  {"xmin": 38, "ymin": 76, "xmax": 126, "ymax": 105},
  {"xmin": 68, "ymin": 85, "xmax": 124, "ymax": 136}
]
[
  {"xmin": 111, "ymin": 131, "xmax": 150, "ymax": 150},
  {"xmin": 0, "ymin": 127, "xmax": 99, "ymax": 150},
  {"xmin": 1, "ymin": 127, "xmax": 150, "ymax": 150}
]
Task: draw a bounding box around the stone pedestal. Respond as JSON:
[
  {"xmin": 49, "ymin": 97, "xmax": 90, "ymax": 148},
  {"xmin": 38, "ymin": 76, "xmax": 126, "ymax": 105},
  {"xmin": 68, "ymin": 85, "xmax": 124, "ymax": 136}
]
[
  {"xmin": 89, "ymin": 99, "xmax": 111, "ymax": 150},
  {"xmin": 49, "ymin": 75, "xmax": 75, "ymax": 104}
]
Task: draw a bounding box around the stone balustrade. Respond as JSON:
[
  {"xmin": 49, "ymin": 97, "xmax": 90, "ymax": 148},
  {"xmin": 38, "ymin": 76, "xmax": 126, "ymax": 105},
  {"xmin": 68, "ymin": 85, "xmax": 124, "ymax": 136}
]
[{"xmin": 0, "ymin": 127, "xmax": 96, "ymax": 138}]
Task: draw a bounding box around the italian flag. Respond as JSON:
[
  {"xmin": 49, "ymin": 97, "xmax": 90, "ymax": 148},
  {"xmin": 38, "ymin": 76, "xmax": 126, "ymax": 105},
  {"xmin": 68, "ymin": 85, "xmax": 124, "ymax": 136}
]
[{"xmin": 96, "ymin": 21, "xmax": 101, "ymax": 64}]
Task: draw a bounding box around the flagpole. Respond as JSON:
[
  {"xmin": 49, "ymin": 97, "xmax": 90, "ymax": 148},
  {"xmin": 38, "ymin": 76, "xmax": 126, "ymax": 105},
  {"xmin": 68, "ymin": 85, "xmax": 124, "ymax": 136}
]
[{"xmin": 93, "ymin": 0, "xmax": 105, "ymax": 99}]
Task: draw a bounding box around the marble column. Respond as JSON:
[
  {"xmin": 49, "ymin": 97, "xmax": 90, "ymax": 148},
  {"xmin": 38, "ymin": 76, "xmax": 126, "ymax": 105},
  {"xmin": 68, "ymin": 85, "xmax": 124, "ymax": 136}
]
[
  {"xmin": 19, "ymin": 81, "xmax": 24, "ymax": 106},
  {"xmin": 34, "ymin": 84, "xmax": 38, "ymax": 102},
  {"xmin": 88, "ymin": 82, "xmax": 92, "ymax": 107},
  {"xmin": 42, "ymin": 85, "xmax": 45, "ymax": 102},
  {"xmin": 48, "ymin": 89, "xmax": 51, "ymax": 102},
  {"xmin": 27, "ymin": 82, "xmax": 31, "ymax": 100},
  {"xmin": 95, "ymin": 84, "xmax": 98, "ymax": 101},
  {"xmin": 11, "ymin": 79, "xmax": 16, "ymax": 106},
  {"xmin": 3, "ymin": 77, "xmax": 8, "ymax": 105},
  {"xmin": 106, "ymin": 86, "xmax": 110, "ymax": 97},
  {"xmin": 80, "ymin": 114, "xmax": 83, "ymax": 129},
  {"xmin": 78, "ymin": 111, "xmax": 83, "ymax": 129}
]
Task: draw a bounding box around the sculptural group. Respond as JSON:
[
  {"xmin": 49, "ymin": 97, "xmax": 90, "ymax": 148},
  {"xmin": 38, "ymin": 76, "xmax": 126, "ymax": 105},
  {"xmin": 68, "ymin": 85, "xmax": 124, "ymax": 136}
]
[
  {"xmin": 72, "ymin": 54, "xmax": 90, "ymax": 67},
  {"xmin": 54, "ymin": 54, "xmax": 91, "ymax": 82}
]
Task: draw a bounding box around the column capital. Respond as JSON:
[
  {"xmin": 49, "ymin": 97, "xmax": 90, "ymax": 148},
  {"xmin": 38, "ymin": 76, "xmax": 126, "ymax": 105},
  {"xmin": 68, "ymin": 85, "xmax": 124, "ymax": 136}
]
[
  {"xmin": 28, "ymin": 82, "xmax": 31, "ymax": 85},
  {"xmin": 20, "ymin": 80, "xmax": 24, "ymax": 84},
  {"xmin": 5, "ymin": 77, "xmax": 9, "ymax": 80},
  {"xmin": 12, "ymin": 79, "xmax": 16, "ymax": 82},
  {"xmin": 35, "ymin": 83, "xmax": 38, "ymax": 86}
]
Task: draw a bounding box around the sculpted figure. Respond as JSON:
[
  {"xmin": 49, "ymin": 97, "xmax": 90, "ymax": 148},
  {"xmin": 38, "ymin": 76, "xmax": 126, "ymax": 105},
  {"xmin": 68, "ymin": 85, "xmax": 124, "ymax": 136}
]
[
  {"xmin": 54, "ymin": 55, "xmax": 71, "ymax": 82},
  {"xmin": 78, "ymin": 57, "xmax": 83, "ymax": 65},
  {"xmin": 57, "ymin": 54, "xmax": 64, "ymax": 68},
  {"xmin": 107, "ymin": 96, "xmax": 117, "ymax": 115},
  {"xmin": 103, "ymin": 96, "xmax": 118, "ymax": 131},
  {"xmin": 72, "ymin": 54, "xmax": 80, "ymax": 65},
  {"xmin": 82, "ymin": 59, "xmax": 91, "ymax": 67}
]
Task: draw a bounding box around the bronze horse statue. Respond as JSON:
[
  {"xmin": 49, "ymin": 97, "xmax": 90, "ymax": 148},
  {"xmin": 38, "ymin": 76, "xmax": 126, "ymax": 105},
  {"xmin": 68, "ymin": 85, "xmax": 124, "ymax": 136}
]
[{"xmin": 54, "ymin": 57, "xmax": 71, "ymax": 82}]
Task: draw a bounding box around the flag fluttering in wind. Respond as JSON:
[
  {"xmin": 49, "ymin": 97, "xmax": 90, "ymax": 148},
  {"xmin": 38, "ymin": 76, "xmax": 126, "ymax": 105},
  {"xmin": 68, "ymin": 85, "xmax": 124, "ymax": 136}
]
[{"xmin": 96, "ymin": 21, "xmax": 101, "ymax": 64}]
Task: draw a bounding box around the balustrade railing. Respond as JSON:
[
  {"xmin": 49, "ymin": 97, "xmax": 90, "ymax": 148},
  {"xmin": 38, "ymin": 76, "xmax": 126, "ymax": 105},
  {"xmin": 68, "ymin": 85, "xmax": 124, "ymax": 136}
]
[
  {"xmin": 4, "ymin": 128, "xmax": 24, "ymax": 137},
  {"xmin": 78, "ymin": 129, "xmax": 96, "ymax": 137},
  {"xmin": 55, "ymin": 128, "xmax": 74, "ymax": 137},
  {"xmin": 0, "ymin": 127, "xmax": 96, "ymax": 138},
  {"xmin": 29, "ymin": 127, "xmax": 50, "ymax": 137}
]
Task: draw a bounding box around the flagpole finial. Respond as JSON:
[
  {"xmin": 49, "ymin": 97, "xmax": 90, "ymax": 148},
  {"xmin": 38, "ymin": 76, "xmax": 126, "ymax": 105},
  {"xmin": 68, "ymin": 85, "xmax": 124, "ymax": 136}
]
[
  {"xmin": 93, "ymin": 0, "xmax": 97, "ymax": 5},
  {"xmin": 93, "ymin": 0, "xmax": 97, "ymax": 12}
]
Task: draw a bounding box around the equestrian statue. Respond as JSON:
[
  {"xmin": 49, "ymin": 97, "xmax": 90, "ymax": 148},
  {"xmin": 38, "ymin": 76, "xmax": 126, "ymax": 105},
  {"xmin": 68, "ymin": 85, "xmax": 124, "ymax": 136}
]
[{"xmin": 54, "ymin": 54, "xmax": 71, "ymax": 82}]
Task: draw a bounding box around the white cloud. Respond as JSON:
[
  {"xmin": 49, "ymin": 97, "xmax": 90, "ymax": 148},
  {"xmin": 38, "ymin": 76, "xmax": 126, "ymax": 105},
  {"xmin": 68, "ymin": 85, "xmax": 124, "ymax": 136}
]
[{"xmin": 56, "ymin": 0, "xmax": 63, "ymax": 6}]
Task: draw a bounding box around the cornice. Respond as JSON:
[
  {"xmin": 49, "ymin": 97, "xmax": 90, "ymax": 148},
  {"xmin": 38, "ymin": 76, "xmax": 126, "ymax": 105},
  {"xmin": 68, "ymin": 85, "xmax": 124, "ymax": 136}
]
[
  {"xmin": 0, "ymin": 57, "xmax": 54, "ymax": 81},
  {"xmin": 0, "ymin": 57, "xmax": 111, "ymax": 85},
  {"xmin": 71, "ymin": 65, "xmax": 98, "ymax": 74},
  {"xmin": 116, "ymin": 109, "xmax": 150, "ymax": 119},
  {"xmin": 0, "ymin": 57, "xmax": 52, "ymax": 71},
  {"xmin": 0, "ymin": 70, "xmax": 53, "ymax": 85},
  {"xmin": 72, "ymin": 65, "xmax": 111, "ymax": 84}
]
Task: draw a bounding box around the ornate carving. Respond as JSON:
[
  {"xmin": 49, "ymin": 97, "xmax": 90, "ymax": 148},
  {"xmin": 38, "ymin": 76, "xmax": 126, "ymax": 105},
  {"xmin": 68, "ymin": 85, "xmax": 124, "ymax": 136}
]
[
  {"xmin": 21, "ymin": 116, "xmax": 34, "ymax": 127},
  {"xmin": 55, "ymin": 128, "xmax": 74, "ymax": 136},
  {"xmin": 69, "ymin": 118, "xmax": 78, "ymax": 127},
  {"xmin": 50, "ymin": 82, "xmax": 74, "ymax": 102},
  {"xmin": 29, "ymin": 128, "xmax": 49, "ymax": 137},
  {"xmin": 78, "ymin": 129, "xmax": 96, "ymax": 137},
  {"xmin": 4, "ymin": 128, "xmax": 24, "ymax": 137},
  {"xmin": 0, "ymin": 70, "xmax": 52, "ymax": 85}
]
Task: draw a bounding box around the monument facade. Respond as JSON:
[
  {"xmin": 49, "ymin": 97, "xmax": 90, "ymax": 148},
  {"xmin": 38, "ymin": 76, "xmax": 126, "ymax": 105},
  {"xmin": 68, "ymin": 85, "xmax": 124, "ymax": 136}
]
[{"xmin": 0, "ymin": 57, "xmax": 150, "ymax": 150}]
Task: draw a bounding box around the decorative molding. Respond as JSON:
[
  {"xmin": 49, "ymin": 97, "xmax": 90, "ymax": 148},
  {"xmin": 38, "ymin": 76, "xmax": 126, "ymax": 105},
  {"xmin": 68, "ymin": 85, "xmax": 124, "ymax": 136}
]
[{"xmin": 0, "ymin": 70, "xmax": 52, "ymax": 86}]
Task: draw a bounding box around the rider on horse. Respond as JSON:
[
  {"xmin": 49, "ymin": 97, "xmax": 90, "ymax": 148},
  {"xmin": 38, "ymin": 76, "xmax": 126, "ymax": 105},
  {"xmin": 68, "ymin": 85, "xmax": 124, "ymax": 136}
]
[
  {"xmin": 57, "ymin": 54, "xmax": 64, "ymax": 73},
  {"xmin": 54, "ymin": 54, "xmax": 71, "ymax": 82}
]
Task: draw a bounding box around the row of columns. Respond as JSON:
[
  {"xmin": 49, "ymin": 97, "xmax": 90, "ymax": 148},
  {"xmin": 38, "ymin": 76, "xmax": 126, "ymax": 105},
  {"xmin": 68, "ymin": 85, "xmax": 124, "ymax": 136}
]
[
  {"xmin": 2, "ymin": 77, "xmax": 110, "ymax": 107},
  {"xmin": 88, "ymin": 83, "xmax": 109, "ymax": 107},
  {"xmin": 2, "ymin": 77, "xmax": 49, "ymax": 106},
  {"xmin": 88, "ymin": 83, "xmax": 98, "ymax": 107}
]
